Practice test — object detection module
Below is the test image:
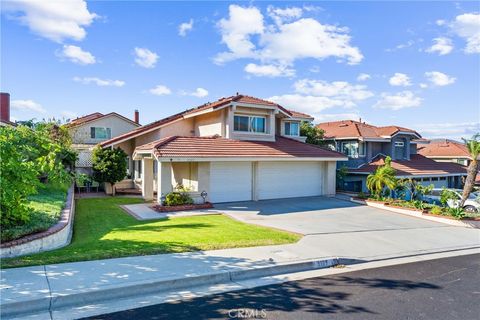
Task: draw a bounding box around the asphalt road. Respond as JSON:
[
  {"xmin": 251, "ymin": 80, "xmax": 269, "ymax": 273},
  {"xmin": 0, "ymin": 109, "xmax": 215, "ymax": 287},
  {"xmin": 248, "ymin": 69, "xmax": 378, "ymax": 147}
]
[{"xmin": 85, "ymin": 254, "xmax": 480, "ymax": 320}]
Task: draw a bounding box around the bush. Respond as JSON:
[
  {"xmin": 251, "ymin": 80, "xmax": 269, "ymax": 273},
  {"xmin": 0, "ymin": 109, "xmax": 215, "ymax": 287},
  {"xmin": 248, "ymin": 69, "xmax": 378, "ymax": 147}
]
[
  {"xmin": 430, "ymin": 206, "xmax": 443, "ymax": 215},
  {"xmin": 92, "ymin": 147, "xmax": 127, "ymax": 194},
  {"xmin": 447, "ymin": 207, "xmax": 466, "ymax": 219},
  {"xmin": 440, "ymin": 188, "xmax": 458, "ymax": 206},
  {"xmin": 164, "ymin": 192, "xmax": 194, "ymax": 206},
  {"xmin": 357, "ymin": 192, "xmax": 368, "ymax": 199}
]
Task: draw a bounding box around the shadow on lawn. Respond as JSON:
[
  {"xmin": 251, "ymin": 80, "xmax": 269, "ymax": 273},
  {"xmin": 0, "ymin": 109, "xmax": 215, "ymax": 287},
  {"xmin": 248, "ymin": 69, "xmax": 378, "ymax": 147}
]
[{"xmin": 88, "ymin": 274, "xmax": 442, "ymax": 320}]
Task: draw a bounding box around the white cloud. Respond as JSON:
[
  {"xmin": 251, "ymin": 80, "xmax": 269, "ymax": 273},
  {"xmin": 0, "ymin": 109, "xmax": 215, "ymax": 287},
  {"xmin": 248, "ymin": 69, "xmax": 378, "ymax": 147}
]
[
  {"xmin": 294, "ymin": 79, "xmax": 373, "ymax": 101},
  {"xmin": 416, "ymin": 122, "xmax": 480, "ymax": 139},
  {"xmin": 419, "ymin": 83, "xmax": 428, "ymax": 89},
  {"xmin": 215, "ymin": 5, "xmax": 363, "ymax": 74},
  {"xmin": 389, "ymin": 73, "xmax": 411, "ymax": 87},
  {"xmin": 373, "ymin": 91, "xmax": 422, "ymax": 110},
  {"xmin": 2, "ymin": 0, "xmax": 98, "ymax": 42},
  {"xmin": 436, "ymin": 19, "xmax": 446, "ymax": 26},
  {"xmin": 244, "ymin": 63, "xmax": 295, "ymax": 77},
  {"xmin": 450, "ymin": 13, "xmax": 480, "ymax": 54},
  {"xmin": 385, "ymin": 40, "xmax": 415, "ymax": 52},
  {"xmin": 134, "ymin": 47, "xmax": 159, "ymax": 68},
  {"xmin": 267, "ymin": 6, "xmax": 303, "ymax": 25},
  {"xmin": 190, "ymin": 88, "xmax": 209, "ymax": 98},
  {"xmin": 59, "ymin": 45, "xmax": 95, "ymax": 65},
  {"xmin": 11, "ymin": 99, "xmax": 46, "ymax": 114},
  {"xmin": 426, "ymin": 37, "xmax": 453, "ymax": 55},
  {"xmin": 61, "ymin": 110, "xmax": 78, "ymax": 119},
  {"xmin": 149, "ymin": 85, "xmax": 171, "ymax": 96},
  {"xmin": 357, "ymin": 73, "xmax": 371, "ymax": 81},
  {"xmin": 424, "ymin": 71, "xmax": 456, "ymax": 86},
  {"xmin": 268, "ymin": 79, "xmax": 373, "ymax": 121},
  {"xmin": 178, "ymin": 19, "xmax": 194, "ymax": 37},
  {"xmin": 73, "ymin": 77, "xmax": 125, "ymax": 87}
]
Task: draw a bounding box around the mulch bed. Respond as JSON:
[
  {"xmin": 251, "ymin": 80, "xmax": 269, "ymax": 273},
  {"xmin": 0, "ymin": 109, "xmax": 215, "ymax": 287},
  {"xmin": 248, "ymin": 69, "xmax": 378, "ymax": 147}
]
[{"xmin": 152, "ymin": 203, "xmax": 214, "ymax": 212}]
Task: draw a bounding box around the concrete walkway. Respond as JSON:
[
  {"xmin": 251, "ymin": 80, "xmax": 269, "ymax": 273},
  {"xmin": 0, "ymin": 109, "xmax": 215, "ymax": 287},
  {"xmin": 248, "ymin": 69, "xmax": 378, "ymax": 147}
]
[
  {"xmin": 120, "ymin": 203, "xmax": 219, "ymax": 220},
  {"xmin": 2, "ymin": 197, "xmax": 480, "ymax": 319}
]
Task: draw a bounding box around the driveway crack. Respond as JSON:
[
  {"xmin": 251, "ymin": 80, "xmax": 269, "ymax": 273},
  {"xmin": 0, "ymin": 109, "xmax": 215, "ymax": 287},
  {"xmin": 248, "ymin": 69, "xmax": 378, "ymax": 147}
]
[{"xmin": 43, "ymin": 265, "xmax": 54, "ymax": 320}]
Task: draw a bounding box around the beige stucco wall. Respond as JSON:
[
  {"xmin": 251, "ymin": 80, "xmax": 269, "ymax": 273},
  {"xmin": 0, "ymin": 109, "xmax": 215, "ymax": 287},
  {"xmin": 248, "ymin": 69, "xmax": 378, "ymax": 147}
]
[
  {"xmin": 70, "ymin": 115, "xmax": 138, "ymax": 145},
  {"xmin": 172, "ymin": 162, "xmax": 198, "ymax": 191},
  {"xmin": 161, "ymin": 117, "xmax": 194, "ymax": 137},
  {"xmin": 194, "ymin": 110, "xmax": 223, "ymax": 136}
]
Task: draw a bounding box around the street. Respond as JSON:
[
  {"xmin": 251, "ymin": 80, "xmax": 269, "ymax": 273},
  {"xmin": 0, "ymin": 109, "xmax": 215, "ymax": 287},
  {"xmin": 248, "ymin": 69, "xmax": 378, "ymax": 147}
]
[{"xmin": 85, "ymin": 254, "xmax": 480, "ymax": 320}]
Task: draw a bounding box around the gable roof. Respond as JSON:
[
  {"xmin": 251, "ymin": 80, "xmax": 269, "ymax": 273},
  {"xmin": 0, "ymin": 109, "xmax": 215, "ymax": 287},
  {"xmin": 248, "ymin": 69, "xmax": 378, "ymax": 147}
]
[
  {"xmin": 67, "ymin": 112, "xmax": 140, "ymax": 128},
  {"xmin": 134, "ymin": 135, "xmax": 346, "ymax": 160},
  {"xmin": 348, "ymin": 154, "xmax": 467, "ymax": 176},
  {"xmin": 417, "ymin": 139, "xmax": 473, "ymax": 159},
  {"xmin": 101, "ymin": 94, "xmax": 313, "ymax": 147},
  {"xmin": 316, "ymin": 120, "xmax": 421, "ymax": 140}
]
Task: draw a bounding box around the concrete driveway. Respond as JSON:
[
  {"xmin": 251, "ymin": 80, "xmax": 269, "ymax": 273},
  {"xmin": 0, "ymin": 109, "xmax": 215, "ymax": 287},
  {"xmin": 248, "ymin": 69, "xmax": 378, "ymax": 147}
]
[{"xmin": 214, "ymin": 196, "xmax": 480, "ymax": 262}]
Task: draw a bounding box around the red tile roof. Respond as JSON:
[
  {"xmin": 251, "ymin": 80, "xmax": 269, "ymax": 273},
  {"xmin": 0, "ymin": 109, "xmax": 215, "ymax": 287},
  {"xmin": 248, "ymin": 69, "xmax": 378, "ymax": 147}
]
[
  {"xmin": 101, "ymin": 94, "xmax": 309, "ymax": 147},
  {"xmin": 417, "ymin": 139, "xmax": 472, "ymax": 158},
  {"xmin": 316, "ymin": 120, "xmax": 420, "ymax": 139},
  {"xmin": 67, "ymin": 112, "xmax": 140, "ymax": 128},
  {"xmin": 348, "ymin": 154, "xmax": 467, "ymax": 176},
  {"xmin": 288, "ymin": 110, "xmax": 314, "ymax": 120},
  {"xmin": 135, "ymin": 135, "xmax": 346, "ymax": 159}
]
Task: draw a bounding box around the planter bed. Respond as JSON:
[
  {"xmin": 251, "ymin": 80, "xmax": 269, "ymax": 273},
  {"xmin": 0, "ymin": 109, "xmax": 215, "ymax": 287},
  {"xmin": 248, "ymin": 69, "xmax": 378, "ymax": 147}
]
[{"xmin": 152, "ymin": 203, "xmax": 214, "ymax": 212}]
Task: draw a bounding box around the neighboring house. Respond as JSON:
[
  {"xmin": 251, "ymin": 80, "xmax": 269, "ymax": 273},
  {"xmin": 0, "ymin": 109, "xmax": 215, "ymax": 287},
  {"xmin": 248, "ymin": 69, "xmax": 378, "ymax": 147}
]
[
  {"xmin": 316, "ymin": 120, "xmax": 467, "ymax": 192},
  {"xmin": 100, "ymin": 94, "xmax": 347, "ymax": 203},
  {"xmin": 417, "ymin": 139, "xmax": 476, "ymax": 166},
  {"xmin": 0, "ymin": 92, "xmax": 15, "ymax": 127},
  {"xmin": 67, "ymin": 111, "xmax": 141, "ymax": 174}
]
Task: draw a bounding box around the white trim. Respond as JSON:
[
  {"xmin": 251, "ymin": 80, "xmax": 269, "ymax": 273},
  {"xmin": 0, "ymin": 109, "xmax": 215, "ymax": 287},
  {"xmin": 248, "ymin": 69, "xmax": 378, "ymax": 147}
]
[{"xmin": 389, "ymin": 131, "xmax": 421, "ymax": 139}]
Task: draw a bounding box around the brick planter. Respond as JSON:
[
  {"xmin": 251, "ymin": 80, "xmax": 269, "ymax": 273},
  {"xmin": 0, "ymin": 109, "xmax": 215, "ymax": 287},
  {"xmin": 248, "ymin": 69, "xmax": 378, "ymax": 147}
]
[
  {"xmin": 1, "ymin": 184, "xmax": 75, "ymax": 258},
  {"xmin": 152, "ymin": 202, "xmax": 214, "ymax": 212}
]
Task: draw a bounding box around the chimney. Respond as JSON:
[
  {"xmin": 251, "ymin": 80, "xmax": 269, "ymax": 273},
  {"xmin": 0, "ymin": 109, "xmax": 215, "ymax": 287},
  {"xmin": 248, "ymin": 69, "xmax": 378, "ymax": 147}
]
[
  {"xmin": 0, "ymin": 92, "xmax": 10, "ymax": 123},
  {"xmin": 134, "ymin": 109, "xmax": 139, "ymax": 124}
]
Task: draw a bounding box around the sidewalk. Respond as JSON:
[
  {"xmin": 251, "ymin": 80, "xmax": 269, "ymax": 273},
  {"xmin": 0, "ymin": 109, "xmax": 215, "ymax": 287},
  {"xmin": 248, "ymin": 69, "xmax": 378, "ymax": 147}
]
[{"xmin": 2, "ymin": 228, "xmax": 479, "ymax": 319}]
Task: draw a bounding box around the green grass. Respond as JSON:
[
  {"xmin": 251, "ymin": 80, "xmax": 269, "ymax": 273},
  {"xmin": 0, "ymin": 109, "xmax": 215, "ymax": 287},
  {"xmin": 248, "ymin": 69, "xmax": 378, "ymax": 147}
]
[
  {"xmin": 1, "ymin": 197, "xmax": 301, "ymax": 268},
  {"xmin": 1, "ymin": 182, "xmax": 69, "ymax": 242}
]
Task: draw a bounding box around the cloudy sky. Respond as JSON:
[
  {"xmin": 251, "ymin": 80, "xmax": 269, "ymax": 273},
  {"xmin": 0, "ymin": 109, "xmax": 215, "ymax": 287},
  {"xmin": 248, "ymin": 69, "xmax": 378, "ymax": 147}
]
[{"xmin": 1, "ymin": 1, "xmax": 479, "ymax": 139}]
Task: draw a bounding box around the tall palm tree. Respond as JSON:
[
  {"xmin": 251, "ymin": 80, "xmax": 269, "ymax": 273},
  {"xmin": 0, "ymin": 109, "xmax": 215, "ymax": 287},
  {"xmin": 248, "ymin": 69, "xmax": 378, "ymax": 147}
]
[
  {"xmin": 367, "ymin": 156, "xmax": 397, "ymax": 198},
  {"xmin": 459, "ymin": 134, "xmax": 480, "ymax": 207}
]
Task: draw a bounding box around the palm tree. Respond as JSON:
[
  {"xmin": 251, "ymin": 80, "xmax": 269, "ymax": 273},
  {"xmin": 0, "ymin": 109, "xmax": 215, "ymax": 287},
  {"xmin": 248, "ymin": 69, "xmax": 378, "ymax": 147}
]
[
  {"xmin": 366, "ymin": 156, "xmax": 397, "ymax": 198},
  {"xmin": 459, "ymin": 134, "xmax": 480, "ymax": 207}
]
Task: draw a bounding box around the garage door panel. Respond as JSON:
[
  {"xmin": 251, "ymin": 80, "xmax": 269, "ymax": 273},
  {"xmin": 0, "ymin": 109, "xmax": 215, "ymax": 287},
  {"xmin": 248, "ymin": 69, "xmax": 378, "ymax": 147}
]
[
  {"xmin": 258, "ymin": 161, "xmax": 323, "ymax": 200},
  {"xmin": 210, "ymin": 162, "xmax": 252, "ymax": 203}
]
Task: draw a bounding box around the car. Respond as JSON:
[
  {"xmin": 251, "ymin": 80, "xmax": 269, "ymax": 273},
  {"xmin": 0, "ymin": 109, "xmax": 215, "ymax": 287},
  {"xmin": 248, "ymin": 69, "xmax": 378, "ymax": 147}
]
[{"xmin": 423, "ymin": 188, "xmax": 480, "ymax": 213}]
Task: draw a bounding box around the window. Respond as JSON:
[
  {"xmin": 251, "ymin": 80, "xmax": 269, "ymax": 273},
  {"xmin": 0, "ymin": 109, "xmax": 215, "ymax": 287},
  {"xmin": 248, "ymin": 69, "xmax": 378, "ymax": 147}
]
[
  {"xmin": 284, "ymin": 122, "xmax": 300, "ymax": 136},
  {"xmin": 234, "ymin": 115, "xmax": 266, "ymax": 133},
  {"xmin": 394, "ymin": 141, "xmax": 404, "ymax": 147},
  {"xmin": 439, "ymin": 177, "xmax": 446, "ymax": 181},
  {"xmin": 90, "ymin": 127, "xmax": 111, "ymax": 139},
  {"xmin": 341, "ymin": 141, "xmax": 365, "ymax": 158}
]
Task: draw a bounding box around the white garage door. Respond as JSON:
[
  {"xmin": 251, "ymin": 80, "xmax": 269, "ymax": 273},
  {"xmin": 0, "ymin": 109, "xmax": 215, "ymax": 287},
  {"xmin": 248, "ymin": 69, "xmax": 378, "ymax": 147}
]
[
  {"xmin": 257, "ymin": 161, "xmax": 323, "ymax": 200},
  {"xmin": 210, "ymin": 162, "xmax": 252, "ymax": 203}
]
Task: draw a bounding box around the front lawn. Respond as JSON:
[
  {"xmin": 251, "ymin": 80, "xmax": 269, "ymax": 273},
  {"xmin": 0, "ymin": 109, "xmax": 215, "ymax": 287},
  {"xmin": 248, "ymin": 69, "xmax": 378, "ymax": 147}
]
[
  {"xmin": 2, "ymin": 197, "xmax": 300, "ymax": 268},
  {"xmin": 1, "ymin": 182, "xmax": 69, "ymax": 242}
]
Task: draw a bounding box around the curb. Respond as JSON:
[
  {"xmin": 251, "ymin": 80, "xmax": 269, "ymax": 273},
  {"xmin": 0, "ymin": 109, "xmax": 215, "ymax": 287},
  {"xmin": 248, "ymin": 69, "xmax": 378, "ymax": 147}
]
[{"xmin": 1, "ymin": 257, "xmax": 338, "ymax": 319}]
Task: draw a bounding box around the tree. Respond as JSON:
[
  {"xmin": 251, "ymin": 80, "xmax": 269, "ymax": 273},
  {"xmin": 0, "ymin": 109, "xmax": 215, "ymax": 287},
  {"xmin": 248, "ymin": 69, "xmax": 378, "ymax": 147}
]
[
  {"xmin": 300, "ymin": 121, "xmax": 325, "ymax": 145},
  {"xmin": 366, "ymin": 156, "xmax": 397, "ymax": 198},
  {"xmin": 92, "ymin": 147, "xmax": 128, "ymax": 195},
  {"xmin": 459, "ymin": 133, "xmax": 480, "ymax": 207}
]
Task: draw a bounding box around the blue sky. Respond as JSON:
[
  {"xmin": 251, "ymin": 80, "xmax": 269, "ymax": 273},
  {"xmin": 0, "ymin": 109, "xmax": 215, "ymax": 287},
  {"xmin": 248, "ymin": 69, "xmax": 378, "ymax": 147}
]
[{"xmin": 1, "ymin": 1, "xmax": 479, "ymax": 139}]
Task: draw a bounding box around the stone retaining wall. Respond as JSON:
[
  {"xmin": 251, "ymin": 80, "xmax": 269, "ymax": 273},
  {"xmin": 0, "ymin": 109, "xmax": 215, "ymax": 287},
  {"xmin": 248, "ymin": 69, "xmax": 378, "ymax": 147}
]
[{"xmin": 0, "ymin": 184, "xmax": 75, "ymax": 258}]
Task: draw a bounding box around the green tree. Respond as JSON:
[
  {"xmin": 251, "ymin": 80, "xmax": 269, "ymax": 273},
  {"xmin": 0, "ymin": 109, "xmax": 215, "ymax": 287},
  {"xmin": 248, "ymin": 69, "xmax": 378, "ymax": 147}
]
[
  {"xmin": 366, "ymin": 156, "xmax": 397, "ymax": 198},
  {"xmin": 92, "ymin": 147, "xmax": 128, "ymax": 195},
  {"xmin": 300, "ymin": 121, "xmax": 325, "ymax": 145},
  {"xmin": 459, "ymin": 134, "xmax": 480, "ymax": 207}
]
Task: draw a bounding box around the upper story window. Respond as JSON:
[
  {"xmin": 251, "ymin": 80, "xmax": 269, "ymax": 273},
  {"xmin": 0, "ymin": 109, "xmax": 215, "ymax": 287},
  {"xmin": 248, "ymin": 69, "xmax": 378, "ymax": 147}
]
[
  {"xmin": 341, "ymin": 141, "xmax": 365, "ymax": 158},
  {"xmin": 234, "ymin": 115, "xmax": 266, "ymax": 133},
  {"xmin": 90, "ymin": 127, "xmax": 111, "ymax": 139},
  {"xmin": 284, "ymin": 121, "xmax": 300, "ymax": 136},
  {"xmin": 394, "ymin": 141, "xmax": 404, "ymax": 147}
]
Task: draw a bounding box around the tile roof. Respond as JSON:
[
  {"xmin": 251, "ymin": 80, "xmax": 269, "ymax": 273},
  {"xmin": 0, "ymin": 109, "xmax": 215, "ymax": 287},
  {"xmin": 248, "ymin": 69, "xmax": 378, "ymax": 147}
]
[
  {"xmin": 417, "ymin": 139, "xmax": 472, "ymax": 158},
  {"xmin": 135, "ymin": 135, "xmax": 346, "ymax": 159},
  {"xmin": 67, "ymin": 112, "xmax": 140, "ymax": 128},
  {"xmin": 288, "ymin": 110, "xmax": 314, "ymax": 119},
  {"xmin": 316, "ymin": 120, "xmax": 420, "ymax": 139},
  {"xmin": 348, "ymin": 154, "xmax": 467, "ymax": 176},
  {"xmin": 101, "ymin": 94, "xmax": 309, "ymax": 147}
]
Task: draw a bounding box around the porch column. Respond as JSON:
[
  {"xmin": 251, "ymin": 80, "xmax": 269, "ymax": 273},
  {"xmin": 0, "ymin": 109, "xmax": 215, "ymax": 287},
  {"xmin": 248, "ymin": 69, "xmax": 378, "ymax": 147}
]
[
  {"xmin": 323, "ymin": 161, "xmax": 337, "ymax": 196},
  {"xmin": 141, "ymin": 158, "xmax": 154, "ymax": 200},
  {"xmin": 157, "ymin": 161, "xmax": 173, "ymax": 203}
]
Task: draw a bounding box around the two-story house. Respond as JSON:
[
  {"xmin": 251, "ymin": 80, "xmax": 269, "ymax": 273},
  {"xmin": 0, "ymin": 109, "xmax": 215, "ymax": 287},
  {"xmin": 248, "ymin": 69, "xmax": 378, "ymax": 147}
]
[
  {"xmin": 100, "ymin": 94, "xmax": 347, "ymax": 203},
  {"xmin": 417, "ymin": 139, "xmax": 476, "ymax": 166},
  {"xmin": 67, "ymin": 111, "xmax": 141, "ymax": 174},
  {"xmin": 316, "ymin": 120, "xmax": 467, "ymax": 192}
]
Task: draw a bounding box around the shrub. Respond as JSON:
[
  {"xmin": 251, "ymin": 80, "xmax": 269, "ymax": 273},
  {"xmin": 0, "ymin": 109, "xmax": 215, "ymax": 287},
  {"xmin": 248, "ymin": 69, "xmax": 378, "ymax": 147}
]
[
  {"xmin": 448, "ymin": 207, "xmax": 466, "ymax": 219},
  {"xmin": 357, "ymin": 192, "xmax": 368, "ymax": 199},
  {"xmin": 440, "ymin": 188, "xmax": 458, "ymax": 206},
  {"xmin": 430, "ymin": 206, "xmax": 443, "ymax": 215},
  {"xmin": 164, "ymin": 192, "xmax": 194, "ymax": 206},
  {"xmin": 92, "ymin": 147, "xmax": 127, "ymax": 195}
]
